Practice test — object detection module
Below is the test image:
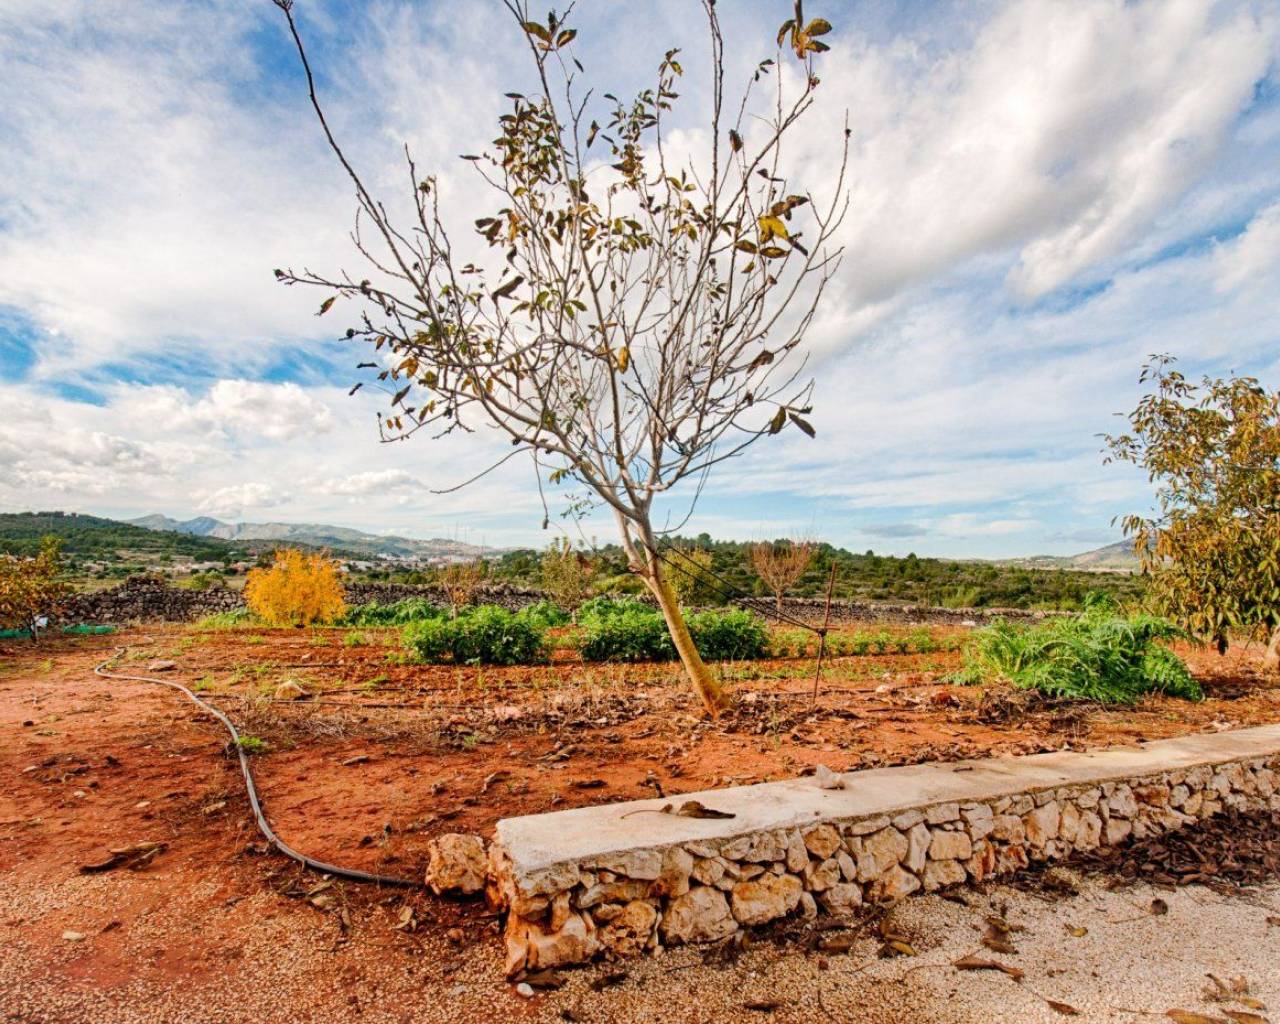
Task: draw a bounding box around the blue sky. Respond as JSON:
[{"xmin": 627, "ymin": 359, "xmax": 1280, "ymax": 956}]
[{"xmin": 1, "ymin": 0, "xmax": 1278, "ymax": 556}]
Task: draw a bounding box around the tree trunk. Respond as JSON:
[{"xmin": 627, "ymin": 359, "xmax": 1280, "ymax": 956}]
[
  {"xmin": 644, "ymin": 557, "xmax": 726, "ymax": 717},
  {"xmin": 1265, "ymin": 626, "xmax": 1280, "ymax": 673},
  {"xmin": 775, "ymin": 591, "xmax": 784, "ymax": 617}
]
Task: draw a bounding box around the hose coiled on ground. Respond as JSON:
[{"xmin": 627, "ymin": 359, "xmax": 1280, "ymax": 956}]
[{"xmin": 95, "ymin": 645, "xmax": 420, "ymax": 888}]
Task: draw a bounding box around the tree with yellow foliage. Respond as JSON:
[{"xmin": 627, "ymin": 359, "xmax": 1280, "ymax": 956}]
[
  {"xmin": 244, "ymin": 549, "xmax": 346, "ymax": 627},
  {"xmin": 0, "ymin": 536, "xmax": 69, "ymax": 638}
]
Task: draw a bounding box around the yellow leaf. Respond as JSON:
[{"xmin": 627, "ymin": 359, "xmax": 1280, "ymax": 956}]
[
  {"xmin": 616, "ymin": 347, "xmax": 630, "ymax": 373},
  {"xmin": 758, "ymin": 215, "xmax": 788, "ymax": 241}
]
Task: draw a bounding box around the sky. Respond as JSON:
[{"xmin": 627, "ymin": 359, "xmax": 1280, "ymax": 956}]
[{"xmin": 1, "ymin": 0, "xmax": 1277, "ymax": 557}]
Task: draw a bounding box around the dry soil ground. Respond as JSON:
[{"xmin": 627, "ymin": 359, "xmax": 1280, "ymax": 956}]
[{"xmin": 2, "ymin": 625, "xmax": 1278, "ymax": 1022}]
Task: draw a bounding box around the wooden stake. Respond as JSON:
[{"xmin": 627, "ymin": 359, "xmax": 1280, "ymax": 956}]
[{"xmin": 811, "ymin": 563, "xmax": 837, "ymax": 704}]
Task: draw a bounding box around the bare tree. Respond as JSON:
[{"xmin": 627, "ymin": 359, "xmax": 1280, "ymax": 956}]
[
  {"xmin": 271, "ymin": 0, "xmax": 848, "ymax": 714},
  {"xmin": 750, "ymin": 539, "xmax": 815, "ymax": 615},
  {"xmin": 438, "ymin": 559, "xmax": 486, "ymax": 618}
]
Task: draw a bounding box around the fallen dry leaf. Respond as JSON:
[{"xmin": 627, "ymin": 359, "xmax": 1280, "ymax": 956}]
[
  {"xmin": 1046, "ymin": 1000, "xmax": 1081, "ymax": 1016},
  {"xmin": 954, "ymin": 955, "xmax": 1024, "ymax": 980},
  {"xmin": 1167, "ymin": 1011, "xmax": 1229, "ymax": 1024}
]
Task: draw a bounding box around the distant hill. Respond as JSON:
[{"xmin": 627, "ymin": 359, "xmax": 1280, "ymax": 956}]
[
  {"xmin": 1002, "ymin": 540, "xmax": 1140, "ymax": 573},
  {"xmin": 129, "ymin": 513, "xmax": 492, "ymax": 562},
  {"xmin": 0, "ymin": 511, "xmax": 248, "ymax": 562},
  {"xmin": 1067, "ymin": 540, "xmax": 1140, "ymax": 570}
]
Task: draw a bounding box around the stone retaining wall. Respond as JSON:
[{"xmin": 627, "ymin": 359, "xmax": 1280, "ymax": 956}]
[
  {"xmin": 490, "ymin": 726, "xmax": 1280, "ymax": 976},
  {"xmin": 62, "ymin": 576, "xmax": 1041, "ymax": 628},
  {"xmin": 58, "ymin": 576, "xmax": 545, "ymax": 624},
  {"xmin": 733, "ymin": 597, "xmax": 1055, "ymax": 626}
]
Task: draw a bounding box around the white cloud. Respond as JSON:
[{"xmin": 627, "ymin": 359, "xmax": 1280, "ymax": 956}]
[
  {"xmin": 1, "ymin": 0, "xmax": 1278, "ymax": 558},
  {"xmin": 1215, "ymin": 200, "xmax": 1280, "ymax": 292},
  {"xmin": 326, "ymin": 469, "xmax": 422, "ymax": 496},
  {"xmin": 198, "ymin": 482, "xmax": 284, "ymax": 516}
]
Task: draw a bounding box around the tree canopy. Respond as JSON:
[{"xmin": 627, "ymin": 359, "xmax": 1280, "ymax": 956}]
[{"xmin": 1105, "ymin": 355, "xmax": 1279, "ymax": 657}]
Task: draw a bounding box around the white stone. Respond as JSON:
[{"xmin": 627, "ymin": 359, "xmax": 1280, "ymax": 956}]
[
  {"xmin": 653, "ymin": 847, "xmax": 693, "ymax": 898},
  {"xmin": 863, "ymin": 826, "xmax": 908, "ymax": 873},
  {"xmin": 426, "ymin": 833, "xmax": 487, "ymax": 895},
  {"xmin": 1105, "ymin": 817, "xmax": 1132, "ymax": 845},
  {"xmin": 904, "ymin": 823, "xmax": 930, "ymax": 873},
  {"xmin": 922, "ymin": 858, "xmax": 966, "ymax": 891},
  {"xmin": 661, "ymin": 886, "xmax": 737, "ymax": 945},
  {"xmin": 1058, "ymin": 802, "xmax": 1081, "ymax": 844},
  {"xmin": 1075, "ymin": 811, "xmax": 1103, "ymax": 850},
  {"xmin": 588, "ymin": 849, "xmax": 662, "ymax": 880},
  {"xmin": 871, "ymin": 865, "xmax": 920, "ymax": 902},
  {"xmin": 927, "ymin": 830, "xmax": 972, "ymax": 861},
  {"xmin": 598, "ymin": 900, "xmax": 658, "ymax": 957},
  {"xmin": 1108, "ymin": 788, "xmax": 1138, "ymax": 819},
  {"xmin": 784, "ymin": 830, "xmax": 809, "ymax": 873},
  {"xmin": 692, "ymin": 857, "xmax": 725, "ymax": 886},
  {"xmin": 803, "ymin": 824, "xmax": 843, "ymax": 860},
  {"xmin": 1024, "ymin": 802, "xmax": 1061, "ymax": 848},
  {"xmin": 813, "ymin": 764, "xmax": 846, "ymax": 790},
  {"xmin": 731, "ymin": 873, "xmax": 803, "ymax": 925},
  {"xmin": 819, "ymin": 882, "xmax": 863, "ymax": 916},
  {"xmin": 803, "ymin": 857, "xmax": 841, "ymax": 893},
  {"xmin": 925, "ymin": 802, "xmax": 960, "ymax": 824},
  {"xmin": 991, "ymin": 814, "xmax": 1025, "ymax": 843}
]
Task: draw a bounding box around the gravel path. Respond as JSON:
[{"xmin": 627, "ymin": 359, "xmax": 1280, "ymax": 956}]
[{"xmin": 4, "ymin": 865, "xmax": 1277, "ymax": 1024}]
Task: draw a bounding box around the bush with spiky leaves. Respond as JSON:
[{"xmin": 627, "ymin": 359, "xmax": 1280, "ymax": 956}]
[{"xmin": 960, "ymin": 596, "xmax": 1201, "ymax": 703}]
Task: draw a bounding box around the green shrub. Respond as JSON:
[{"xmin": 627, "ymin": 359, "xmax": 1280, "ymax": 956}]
[
  {"xmin": 848, "ymin": 632, "xmax": 871, "ymax": 655},
  {"xmin": 686, "ymin": 608, "xmax": 768, "ymax": 661},
  {"xmin": 343, "ymin": 597, "xmax": 445, "ymax": 626},
  {"xmin": 516, "ymin": 599, "xmax": 571, "ymax": 629},
  {"xmin": 577, "ymin": 602, "xmax": 767, "ymax": 663},
  {"xmin": 577, "ymin": 595, "xmax": 651, "ymax": 621},
  {"xmin": 870, "ymin": 631, "xmax": 892, "ymax": 654},
  {"xmin": 959, "ymin": 597, "xmax": 1201, "ymax": 703},
  {"xmin": 579, "ymin": 604, "xmax": 675, "ymax": 662},
  {"xmin": 403, "ymin": 605, "xmax": 547, "ymax": 665}
]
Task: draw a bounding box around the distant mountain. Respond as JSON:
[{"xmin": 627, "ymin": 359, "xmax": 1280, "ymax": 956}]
[
  {"xmin": 0, "ymin": 511, "xmax": 246, "ymax": 561},
  {"xmin": 1066, "ymin": 539, "xmax": 1140, "ymax": 570},
  {"xmin": 1001, "ymin": 539, "xmax": 1140, "ymax": 573},
  {"xmin": 129, "ymin": 513, "xmax": 493, "ymax": 562}
]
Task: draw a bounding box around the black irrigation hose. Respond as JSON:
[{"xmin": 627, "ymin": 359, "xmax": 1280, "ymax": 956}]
[{"xmin": 94, "ymin": 644, "xmax": 420, "ymax": 889}]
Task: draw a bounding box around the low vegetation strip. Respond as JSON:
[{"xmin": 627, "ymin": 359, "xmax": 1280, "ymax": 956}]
[{"xmin": 490, "ymin": 725, "xmax": 1280, "ymax": 975}]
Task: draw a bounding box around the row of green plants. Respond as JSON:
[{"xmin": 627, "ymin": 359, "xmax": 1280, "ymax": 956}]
[
  {"xmin": 402, "ymin": 598, "xmax": 771, "ymax": 666},
  {"xmin": 769, "ymin": 627, "xmax": 963, "ymax": 658},
  {"xmin": 202, "ymin": 594, "xmax": 1205, "ymax": 708}
]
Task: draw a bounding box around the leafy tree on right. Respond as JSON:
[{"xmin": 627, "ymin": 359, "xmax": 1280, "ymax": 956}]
[{"xmin": 1105, "ymin": 355, "xmax": 1279, "ymax": 667}]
